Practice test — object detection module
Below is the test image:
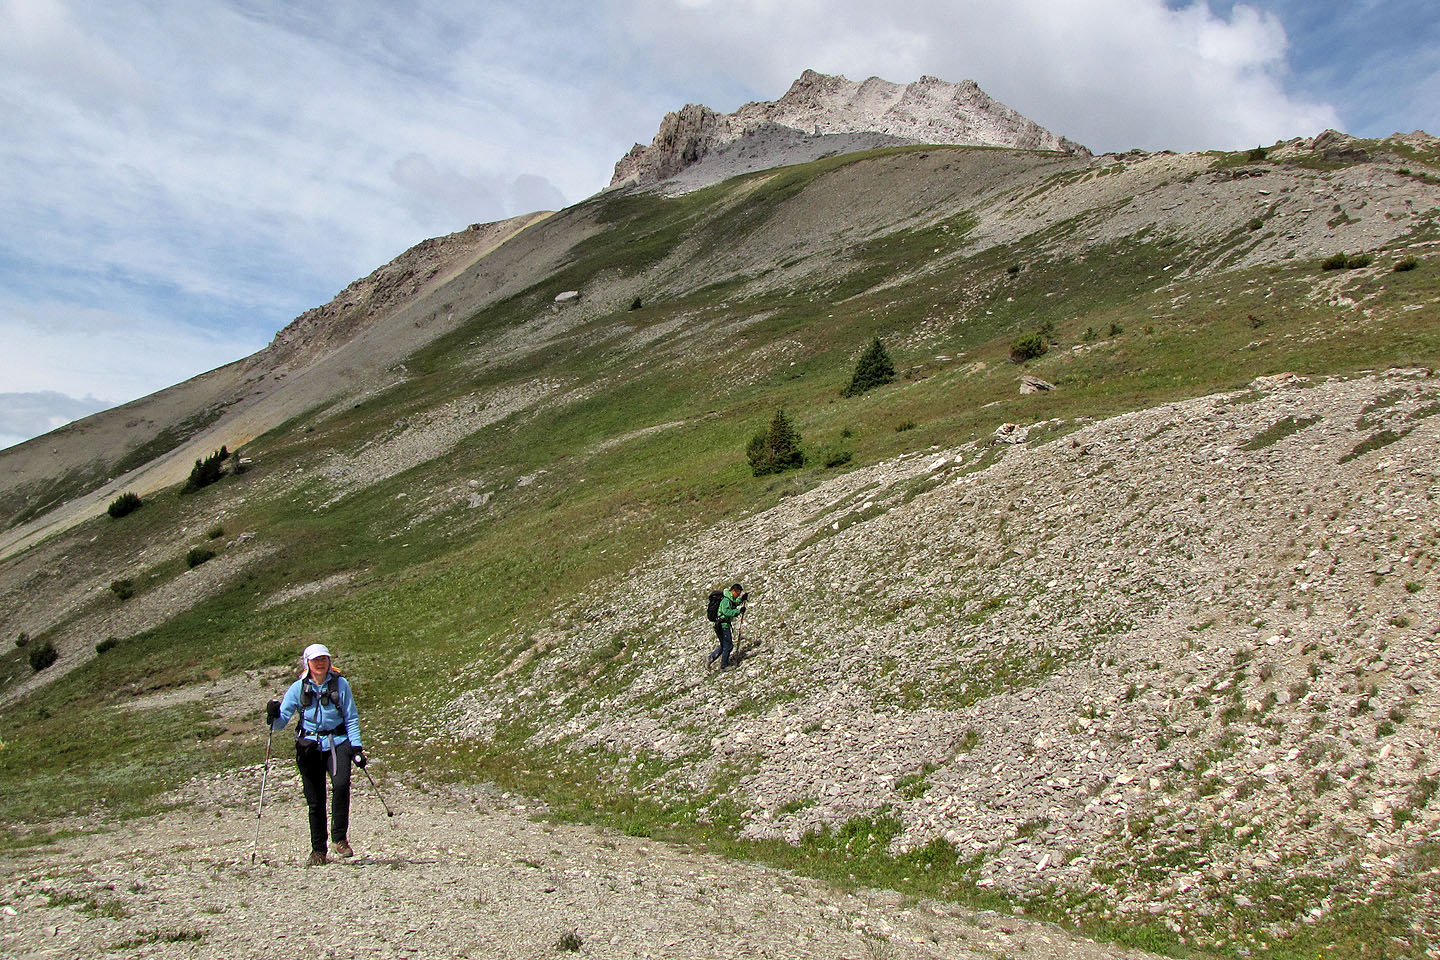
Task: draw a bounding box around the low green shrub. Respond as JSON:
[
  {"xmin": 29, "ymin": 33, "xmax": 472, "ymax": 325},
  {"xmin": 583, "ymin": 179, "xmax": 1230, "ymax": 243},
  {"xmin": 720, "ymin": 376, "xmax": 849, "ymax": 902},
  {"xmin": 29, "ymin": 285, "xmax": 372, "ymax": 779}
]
[
  {"xmin": 186, "ymin": 547, "xmax": 216, "ymax": 569},
  {"xmin": 29, "ymin": 641, "xmax": 58, "ymax": 672},
  {"xmin": 823, "ymin": 447, "xmax": 853, "ymax": 468},
  {"xmin": 1009, "ymin": 332, "xmax": 1047, "ymax": 363},
  {"xmin": 15, "ymin": 632, "xmax": 29, "ymax": 648},
  {"xmin": 107, "ymin": 492, "xmax": 142, "ymax": 519},
  {"xmin": 1006, "ymin": 264, "xmax": 1021, "ymax": 275},
  {"xmin": 895, "ymin": 420, "xmax": 916, "ymax": 432},
  {"xmin": 206, "ymin": 525, "xmax": 225, "ymax": 540},
  {"xmin": 1108, "ymin": 322, "xmax": 1124, "ymax": 336},
  {"xmin": 1395, "ymin": 258, "xmax": 1418, "ymax": 272},
  {"xmin": 1248, "ymin": 217, "xmax": 1264, "ymax": 231},
  {"xmin": 1247, "ymin": 145, "xmax": 1268, "ymax": 162},
  {"xmin": 95, "ymin": 637, "xmax": 119, "ymax": 654},
  {"xmin": 1322, "ymin": 252, "xmax": 1371, "ymax": 271},
  {"xmin": 110, "ymin": 579, "xmax": 135, "ymax": 601},
  {"xmin": 629, "ymin": 297, "xmax": 643, "ymax": 310}
]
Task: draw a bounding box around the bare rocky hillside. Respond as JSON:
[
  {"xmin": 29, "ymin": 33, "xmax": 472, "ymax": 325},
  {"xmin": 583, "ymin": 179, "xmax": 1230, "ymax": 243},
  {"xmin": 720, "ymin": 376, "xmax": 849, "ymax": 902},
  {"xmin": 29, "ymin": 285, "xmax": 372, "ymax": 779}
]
[{"xmin": 454, "ymin": 368, "xmax": 1440, "ymax": 949}]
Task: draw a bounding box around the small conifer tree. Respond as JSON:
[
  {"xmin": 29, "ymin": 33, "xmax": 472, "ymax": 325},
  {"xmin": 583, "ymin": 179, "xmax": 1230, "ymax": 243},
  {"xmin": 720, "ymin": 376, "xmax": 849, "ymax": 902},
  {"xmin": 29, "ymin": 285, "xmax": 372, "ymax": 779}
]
[
  {"xmin": 843, "ymin": 337, "xmax": 896, "ymax": 397},
  {"xmin": 1010, "ymin": 332, "xmax": 1047, "ymax": 363},
  {"xmin": 107, "ymin": 491, "xmax": 142, "ymax": 518},
  {"xmin": 747, "ymin": 408, "xmax": 805, "ymax": 476},
  {"xmin": 183, "ymin": 446, "xmax": 229, "ymax": 493}
]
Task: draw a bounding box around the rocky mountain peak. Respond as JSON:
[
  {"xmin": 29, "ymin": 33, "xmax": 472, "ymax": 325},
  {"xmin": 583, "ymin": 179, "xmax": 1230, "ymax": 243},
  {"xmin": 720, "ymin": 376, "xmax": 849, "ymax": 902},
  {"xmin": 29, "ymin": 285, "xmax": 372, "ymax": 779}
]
[{"xmin": 611, "ymin": 69, "xmax": 1088, "ymax": 192}]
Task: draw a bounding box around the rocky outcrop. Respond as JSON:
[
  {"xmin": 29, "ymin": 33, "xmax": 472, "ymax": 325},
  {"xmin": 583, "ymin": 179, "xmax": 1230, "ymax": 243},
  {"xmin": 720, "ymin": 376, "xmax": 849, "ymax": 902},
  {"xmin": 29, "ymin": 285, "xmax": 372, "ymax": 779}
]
[{"xmin": 612, "ymin": 69, "xmax": 1088, "ymax": 190}]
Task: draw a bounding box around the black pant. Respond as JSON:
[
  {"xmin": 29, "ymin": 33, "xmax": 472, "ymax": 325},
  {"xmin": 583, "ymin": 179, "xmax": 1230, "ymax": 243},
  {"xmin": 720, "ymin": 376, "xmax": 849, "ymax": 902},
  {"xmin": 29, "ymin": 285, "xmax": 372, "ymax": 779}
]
[
  {"xmin": 710, "ymin": 621, "xmax": 733, "ymax": 668},
  {"xmin": 296, "ymin": 739, "xmax": 352, "ymax": 853}
]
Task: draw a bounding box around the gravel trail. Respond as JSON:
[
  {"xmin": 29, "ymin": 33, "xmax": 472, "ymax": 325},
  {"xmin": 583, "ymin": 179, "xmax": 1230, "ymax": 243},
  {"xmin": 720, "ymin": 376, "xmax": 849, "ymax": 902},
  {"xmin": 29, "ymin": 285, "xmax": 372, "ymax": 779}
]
[{"xmin": 1, "ymin": 767, "xmax": 1161, "ymax": 960}]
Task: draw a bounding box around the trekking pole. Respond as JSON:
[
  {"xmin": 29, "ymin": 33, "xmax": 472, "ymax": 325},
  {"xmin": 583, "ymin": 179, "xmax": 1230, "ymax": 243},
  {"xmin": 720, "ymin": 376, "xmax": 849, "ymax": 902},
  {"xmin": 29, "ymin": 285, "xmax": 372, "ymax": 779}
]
[
  {"xmin": 251, "ymin": 727, "xmax": 274, "ymax": 863},
  {"xmin": 357, "ymin": 760, "xmax": 395, "ymax": 818},
  {"xmin": 735, "ymin": 593, "xmax": 749, "ymax": 661}
]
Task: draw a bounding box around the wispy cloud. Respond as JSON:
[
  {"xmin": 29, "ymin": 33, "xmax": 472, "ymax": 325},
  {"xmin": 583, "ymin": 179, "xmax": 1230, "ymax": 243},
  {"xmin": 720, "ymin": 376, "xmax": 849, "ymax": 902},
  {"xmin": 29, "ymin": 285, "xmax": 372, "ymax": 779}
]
[{"xmin": 0, "ymin": 391, "xmax": 111, "ymax": 450}]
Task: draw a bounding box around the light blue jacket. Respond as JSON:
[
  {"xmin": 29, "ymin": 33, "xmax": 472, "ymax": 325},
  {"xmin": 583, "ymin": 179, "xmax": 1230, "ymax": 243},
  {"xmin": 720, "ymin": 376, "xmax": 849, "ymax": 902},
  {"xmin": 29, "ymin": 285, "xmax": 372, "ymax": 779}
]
[{"xmin": 271, "ymin": 671, "xmax": 362, "ymax": 751}]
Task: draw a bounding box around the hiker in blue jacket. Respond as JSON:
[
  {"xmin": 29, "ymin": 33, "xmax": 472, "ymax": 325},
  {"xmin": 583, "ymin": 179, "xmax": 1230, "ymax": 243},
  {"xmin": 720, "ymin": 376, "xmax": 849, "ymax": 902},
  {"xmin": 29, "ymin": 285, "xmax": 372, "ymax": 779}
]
[
  {"xmin": 266, "ymin": 643, "xmax": 366, "ymax": 865},
  {"xmin": 708, "ymin": 582, "xmax": 746, "ymax": 671}
]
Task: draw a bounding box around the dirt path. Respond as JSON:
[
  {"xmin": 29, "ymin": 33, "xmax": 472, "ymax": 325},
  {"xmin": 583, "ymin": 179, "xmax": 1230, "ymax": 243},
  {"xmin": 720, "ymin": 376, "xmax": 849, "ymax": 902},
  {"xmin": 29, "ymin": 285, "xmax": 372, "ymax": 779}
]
[{"xmin": 0, "ymin": 767, "xmax": 1163, "ymax": 960}]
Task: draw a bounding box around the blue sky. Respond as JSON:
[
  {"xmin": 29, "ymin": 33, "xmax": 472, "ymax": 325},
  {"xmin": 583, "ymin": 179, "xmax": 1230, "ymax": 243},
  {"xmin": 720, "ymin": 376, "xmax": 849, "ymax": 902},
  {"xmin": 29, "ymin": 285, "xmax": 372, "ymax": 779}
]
[{"xmin": 1, "ymin": 0, "xmax": 1436, "ymax": 449}]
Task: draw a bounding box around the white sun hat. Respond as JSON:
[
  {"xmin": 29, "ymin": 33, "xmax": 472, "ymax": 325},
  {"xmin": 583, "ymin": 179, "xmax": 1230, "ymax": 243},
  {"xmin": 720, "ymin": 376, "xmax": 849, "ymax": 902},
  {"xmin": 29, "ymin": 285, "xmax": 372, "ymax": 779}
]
[{"xmin": 302, "ymin": 643, "xmax": 332, "ymax": 663}]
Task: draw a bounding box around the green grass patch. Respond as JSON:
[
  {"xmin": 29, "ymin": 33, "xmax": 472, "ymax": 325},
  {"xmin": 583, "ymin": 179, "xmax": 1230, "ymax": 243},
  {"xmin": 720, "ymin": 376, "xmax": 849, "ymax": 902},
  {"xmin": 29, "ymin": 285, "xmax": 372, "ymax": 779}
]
[{"xmin": 1240, "ymin": 415, "xmax": 1320, "ymax": 450}]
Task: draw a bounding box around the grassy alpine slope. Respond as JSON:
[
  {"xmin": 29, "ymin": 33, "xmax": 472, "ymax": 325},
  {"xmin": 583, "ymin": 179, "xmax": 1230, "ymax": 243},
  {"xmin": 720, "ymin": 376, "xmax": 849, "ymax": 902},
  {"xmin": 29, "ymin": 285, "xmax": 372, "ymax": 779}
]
[{"xmin": 1, "ymin": 133, "xmax": 1439, "ymax": 957}]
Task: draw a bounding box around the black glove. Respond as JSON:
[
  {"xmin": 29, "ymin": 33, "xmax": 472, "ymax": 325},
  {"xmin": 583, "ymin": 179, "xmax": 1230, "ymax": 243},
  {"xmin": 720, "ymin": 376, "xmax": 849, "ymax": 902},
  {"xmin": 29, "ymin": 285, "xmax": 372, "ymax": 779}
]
[
  {"xmin": 266, "ymin": 699, "xmax": 280, "ymax": 722},
  {"xmin": 353, "ymin": 750, "xmax": 367, "ymax": 768}
]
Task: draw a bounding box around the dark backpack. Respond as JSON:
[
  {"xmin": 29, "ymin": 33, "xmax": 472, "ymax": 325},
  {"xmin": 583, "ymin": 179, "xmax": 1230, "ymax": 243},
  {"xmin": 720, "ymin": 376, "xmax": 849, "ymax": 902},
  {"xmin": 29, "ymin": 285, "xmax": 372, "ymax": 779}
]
[{"xmin": 706, "ymin": 589, "xmax": 723, "ymax": 622}]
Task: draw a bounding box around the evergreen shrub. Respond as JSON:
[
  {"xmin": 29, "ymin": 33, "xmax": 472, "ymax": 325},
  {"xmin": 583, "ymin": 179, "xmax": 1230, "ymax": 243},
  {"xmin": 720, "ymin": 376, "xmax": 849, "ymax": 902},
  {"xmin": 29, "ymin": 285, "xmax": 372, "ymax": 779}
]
[
  {"xmin": 1010, "ymin": 332, "xmax": 1047, "ymax": 363},
  {"xmin": 108, "ymin": 492, "xmax": 142, "ymax": 518},
  {"xmin": 747, "ymin": 409, "xmax": 805, "ymax": 476},
  {"xmin": 842, "ymin": 338, "xmax": 896, "ymax": 397},
  {"xmin": 183, "ymin": 446, "xmax": 229, "ymax": 493},
  {"xmin": 29, "ymin": 641, "xmax": 57, "ymax": 672}
]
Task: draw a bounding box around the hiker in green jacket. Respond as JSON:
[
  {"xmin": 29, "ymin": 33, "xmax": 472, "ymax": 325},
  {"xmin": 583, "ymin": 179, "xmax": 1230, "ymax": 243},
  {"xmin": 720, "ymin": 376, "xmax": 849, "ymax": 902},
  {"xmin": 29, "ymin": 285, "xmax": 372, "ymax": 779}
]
[{"xmin": 708, "ymin": 582, "xmax": 745, "ymax": 670}]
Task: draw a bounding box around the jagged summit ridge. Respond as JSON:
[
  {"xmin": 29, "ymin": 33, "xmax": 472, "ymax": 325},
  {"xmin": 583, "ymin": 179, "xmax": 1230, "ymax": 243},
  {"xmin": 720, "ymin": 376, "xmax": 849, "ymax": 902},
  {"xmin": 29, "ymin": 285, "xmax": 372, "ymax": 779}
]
[{"xmin": 611, "ymin": 69, "xmax": 1088, "ymax": 191}]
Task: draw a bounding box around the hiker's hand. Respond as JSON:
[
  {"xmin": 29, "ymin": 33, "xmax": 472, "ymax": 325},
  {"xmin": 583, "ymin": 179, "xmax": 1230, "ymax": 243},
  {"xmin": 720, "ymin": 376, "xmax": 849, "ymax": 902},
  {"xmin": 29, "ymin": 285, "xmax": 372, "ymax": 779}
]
[
  {"xmin": 266, "ymin": 699, "xmax": 281, "ymax": 722},
  {"xmin": 353, "ymin": 750, "xmax": 367, "ymax": 768}
]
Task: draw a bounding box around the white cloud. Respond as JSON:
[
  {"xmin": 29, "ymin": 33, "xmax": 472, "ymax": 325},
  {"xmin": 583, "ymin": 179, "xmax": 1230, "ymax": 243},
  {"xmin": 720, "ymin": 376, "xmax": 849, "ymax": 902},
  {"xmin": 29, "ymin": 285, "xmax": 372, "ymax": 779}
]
[
  {"xmin": 0, "ymin": 297, "xmax": 263, "ymax": 405},
  {"xmin": 390, "ymin": 154, "xmax": 567, "ymax": 233},
  {"xmin": 0, "ymin": 390, "xmax": 111, "ymax": 449},
  {"xmin": 611, "ymin": 0, "xmax": 1342, "ymax": 151}
]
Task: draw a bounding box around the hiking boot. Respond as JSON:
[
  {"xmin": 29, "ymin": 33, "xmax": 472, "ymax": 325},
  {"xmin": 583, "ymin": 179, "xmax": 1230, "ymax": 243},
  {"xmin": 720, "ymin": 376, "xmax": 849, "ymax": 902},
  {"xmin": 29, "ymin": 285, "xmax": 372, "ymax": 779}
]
[
  {"xmin": 307, "ymin": 850, "xmax": 328, "ymax": 867},
  {"xmin": 334, "ymin": 841, "xmax": 354, "ymax": 858}
]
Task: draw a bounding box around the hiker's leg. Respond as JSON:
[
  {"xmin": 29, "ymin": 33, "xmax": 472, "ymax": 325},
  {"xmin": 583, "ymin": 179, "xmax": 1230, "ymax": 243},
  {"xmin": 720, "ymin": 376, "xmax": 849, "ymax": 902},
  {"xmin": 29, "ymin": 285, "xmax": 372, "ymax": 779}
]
[
  {"xmin": 719, "ymin": 622, "xmax": 733, "ymax": 668},
  {"xmin": 329, "ymin": 740, "xmax": 353, "ymax": 845},
  {"xmin": 710, "ymin": 621, "xmax": 725, "ymax": 664},
  {"xmin": 295, "ymin": 742, "xmax": 328, "ymax": 853}
]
